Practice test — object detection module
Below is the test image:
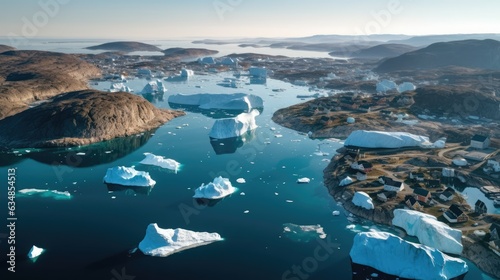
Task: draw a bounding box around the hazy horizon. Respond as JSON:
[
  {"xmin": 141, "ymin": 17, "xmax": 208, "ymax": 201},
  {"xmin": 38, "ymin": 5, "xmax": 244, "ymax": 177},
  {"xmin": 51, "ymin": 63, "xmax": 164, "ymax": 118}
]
[{"xmin": 1, "ymin": 0, "xmax": 499, "ymax": 40}]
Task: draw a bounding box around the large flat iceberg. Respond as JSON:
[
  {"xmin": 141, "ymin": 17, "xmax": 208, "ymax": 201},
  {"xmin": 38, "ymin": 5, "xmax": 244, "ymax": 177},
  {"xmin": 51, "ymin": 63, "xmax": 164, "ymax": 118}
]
[
  {"xmin": 193, "ymin": 176, "xmax": 237, "ymax": 199},
  {"xmin": 282, "ymin": 223, "xmax": 326, "ymax": 242},
  {"xmin": 350, "ymin": 231, "xmax": 468, "ymax": 280},
  {"xmin": 392, "ymin": 209, "xmax": 463, "ymax": 255},
  {"xmin": 139, "ymin": 153, "xmax": 180, "ymax": 173},
  {"xmin": 103, "ymin": 166, "xmax": 156, "ymax": 187},
  {"xmin": 352, "ymin": 192, "xmax": 374, "ymax": 210},
  {"xmin": 344, "ymin": 130, "xmax": 430, "ymax": 148},
  {"xmin": 138, "ymin": 223, "xmax": 223, "ymax": 257},
  {"xmin": 208, "ymin": 109, "xmax": 259, "ymax": 139},
  {"xmin": 18, "ymin": 188, "xmax": 71, "ymax": 200},
  {"xmin": 168, "ymin": 93, "xmax": 263, "ymax": 112}
]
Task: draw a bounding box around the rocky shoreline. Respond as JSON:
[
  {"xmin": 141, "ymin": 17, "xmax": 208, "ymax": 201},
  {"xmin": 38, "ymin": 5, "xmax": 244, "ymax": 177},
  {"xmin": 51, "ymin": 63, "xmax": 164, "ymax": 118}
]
[{"xmin": 323, "ymin": 152, "xmax": 500, "ymax": 279}]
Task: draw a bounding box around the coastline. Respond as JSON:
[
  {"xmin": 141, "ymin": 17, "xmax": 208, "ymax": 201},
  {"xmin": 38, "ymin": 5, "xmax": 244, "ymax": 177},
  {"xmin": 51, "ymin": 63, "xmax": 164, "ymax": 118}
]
[{"xmin": 323, "ymin": 151, "xmax": 500, "ymax": 279}]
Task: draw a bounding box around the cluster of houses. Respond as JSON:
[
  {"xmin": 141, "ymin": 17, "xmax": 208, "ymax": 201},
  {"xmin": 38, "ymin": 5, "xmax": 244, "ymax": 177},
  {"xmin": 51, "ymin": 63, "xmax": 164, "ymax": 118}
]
[{"xmin": 490, "ymin": 222, "xmax": 500, "ymax": 255}]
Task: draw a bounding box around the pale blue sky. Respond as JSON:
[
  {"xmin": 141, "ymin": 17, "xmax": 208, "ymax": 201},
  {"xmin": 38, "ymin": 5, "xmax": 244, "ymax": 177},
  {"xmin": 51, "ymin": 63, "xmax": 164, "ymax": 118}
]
[{"xmin": 1, "ymin": 0, "xmax": 499, "ymax": 39}]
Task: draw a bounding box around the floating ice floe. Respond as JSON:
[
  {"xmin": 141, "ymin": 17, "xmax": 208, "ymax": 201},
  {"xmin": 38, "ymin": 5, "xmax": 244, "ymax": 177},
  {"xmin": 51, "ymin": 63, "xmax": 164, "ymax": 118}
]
[
  {"xmin": 352, "ymin": 192, "xmax": 374, "ymax": 210},
  {"xmin": 139, "ymin": 153, "xmax": 180, "ymax": 173},
  {"xmin": 236, "ymin": 178, "xmax": 246, "ymax": 184},
  {"xmin": 28, "ymin": 245, "xmax": 45, "ymax": 260},
  {"xmin": 350, "ymin": 231, "xmax": 468, "ymax": 280},
  {"xmin": 282, "ymin": 223, "xmax": 327, "ymax": 242},
  {"xmin": 103, "ymin": 166, "xmax": 156, "ymax": 187},
  {"xmin": 138, "ymin": 223, "xmax": 223, "ymax": 257},
  {"xmin": 344, "ymin": 130, "xmax": 431, "ymax": 149},
  {"xmin": 392, "ymin": 209, "xmax": 463, "ymax": 255},
  {"xmin": 168, "ymin": 93, "xmax": 263, "ymax": 112},
  {"xmin": 297, "ymin": 177, "xmax": 311, "ymax": 184},
  {"xmin": 209, "ymin": 110, "xmax": 259, "ymax": 139},
  {"xmin": 18, "ymin": 189, "xmax": 72, "ymax": 200},
  {"xmin": 193, "ymin": 176, "xmax": 237, "ymax": 199},
  {"xmin": 332, "ymin": 210, "xmax": 340, "ymax": 216}
]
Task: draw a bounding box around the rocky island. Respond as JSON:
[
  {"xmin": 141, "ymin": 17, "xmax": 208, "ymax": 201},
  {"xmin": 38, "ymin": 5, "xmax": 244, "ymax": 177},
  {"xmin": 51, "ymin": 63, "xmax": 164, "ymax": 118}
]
[{"xmin": 86, "ymin": 41, "xmax": 163, "ymax": 52}]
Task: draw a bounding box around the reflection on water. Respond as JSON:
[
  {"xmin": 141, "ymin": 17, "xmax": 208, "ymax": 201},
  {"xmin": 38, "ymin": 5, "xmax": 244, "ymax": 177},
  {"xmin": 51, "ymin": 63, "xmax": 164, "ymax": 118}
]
[
  {"xmin": 164, "ymin": 76, "xmax": 189, "ymax": 83},
  {"xmin": 168, "ymin": 103, "xmax": 264, "ymax": 119},
  {"xmin": 209, "ymin": 130, "xmax": 256, "ymax": 155},
  {"xmin": 106, "ymin": 183, "xmax": 154, "ymax": 196},
  {"xmin": 194, "ymin": 197, "xmax": 223, "ymax": 207},
  {"xmin": 142, "ymin": 92, "xmax": 164, "ymax": 103},
  {"xmin": 4, "ymin": 130, "xmax": 156, "ymax": 168}
]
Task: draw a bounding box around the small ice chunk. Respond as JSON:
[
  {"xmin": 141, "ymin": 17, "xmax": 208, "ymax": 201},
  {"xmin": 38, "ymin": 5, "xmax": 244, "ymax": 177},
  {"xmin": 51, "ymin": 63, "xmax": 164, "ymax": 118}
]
[
  {"xmin": 282, "ymin": 223, "xmax": 326, "ymax": 242},
  {"xmin": 236, "ymin": 178, "xmax": 246, "ymax": 184},
  {"xmin": 140, "ymin": 153, "xmax": 181, "ymax": 173},
  {"xmin": 244, "ymin": 210, "xmax": 250, "ymax": 214},
  {"xmin": 76, "ymin": 152, "xmax": 86, "ymax": 156},
  {"xmin": 286, "ymin": 200, "xmax": 293, "ymax": 203},
  {"xmin": 275, "ymin": 134, "xmax": 283, "ymax": 138},
  {"xmin": 240, "ymin": 192, "xmax": 246, "ymax": 196},
  {"xmin": 18, "ymin": 189, "xmax": 72, "ymax": 200},
  {"xmin": 193, "ymin": 176, "xmax": 237, "ymax": 199},
  {"xmin": 332, "ymin": 210, "xmax": 340, "ymax": 216},
  {"xmin": 28, "ymin": 245, "xmax": 45, "ymax": 259},
  {"xmin": 297, "ymin": 177, "xmax": 311, "ymax": 184}
]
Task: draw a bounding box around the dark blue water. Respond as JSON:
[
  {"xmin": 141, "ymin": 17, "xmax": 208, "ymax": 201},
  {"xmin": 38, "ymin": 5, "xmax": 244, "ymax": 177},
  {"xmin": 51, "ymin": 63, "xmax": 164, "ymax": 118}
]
[{"xmin": 0, "ymin": 75, "xmax": 492, "ymax": 280}]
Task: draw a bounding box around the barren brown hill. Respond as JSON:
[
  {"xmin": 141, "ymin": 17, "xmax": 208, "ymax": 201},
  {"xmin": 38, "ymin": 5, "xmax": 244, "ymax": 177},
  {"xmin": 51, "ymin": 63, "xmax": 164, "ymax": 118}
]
[
  {"xmin": 0, "ymin": 44, "xmax": 15, "ymax": 53},
  {"xmin": 162, "ymin": 48, "xmax": 218, "ymax": 59},
  {"xmin": 86, "ymin": 41, "xmax": 162, "ymax": 52},
  {"xmin": 0, "ymin": 90, "xmax": 185, "ymax": 148},
  {"xmin": 0, "ymin": 50, "xmax": 100, "ymax": 120}
]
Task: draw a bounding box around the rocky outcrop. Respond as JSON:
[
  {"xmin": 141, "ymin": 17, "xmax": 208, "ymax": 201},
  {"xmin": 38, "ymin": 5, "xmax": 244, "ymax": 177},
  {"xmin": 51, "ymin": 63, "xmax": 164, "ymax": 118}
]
[
  {"xmin": 0, "ymin": 50, "xmax": 100, "ymax": 120},
  {"xmin": 162, "ymin": 48, "xmax": 218, "ymax": 60},
  {"xmin": 0, "ymin": 90, "xmax": 185, "ymax": 148},
  {"xmin": 462, "ymin": 237, "xmax": 500, "ymax": 279},
  {"xmin": 0, "ymin": 44, "xmax": 15, "ymax": 53}
]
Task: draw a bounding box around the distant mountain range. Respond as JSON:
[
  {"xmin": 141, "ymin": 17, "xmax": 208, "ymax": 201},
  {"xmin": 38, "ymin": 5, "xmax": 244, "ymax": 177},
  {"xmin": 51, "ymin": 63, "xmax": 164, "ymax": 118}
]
[{"xmin": 375, "ymin": 39, "xmax": 500, "ymax": 72}]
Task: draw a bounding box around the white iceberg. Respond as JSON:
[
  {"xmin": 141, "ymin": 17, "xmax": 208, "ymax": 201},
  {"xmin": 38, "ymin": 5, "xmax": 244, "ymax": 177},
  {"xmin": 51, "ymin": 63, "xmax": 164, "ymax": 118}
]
[
  {"xmin": 138, "ymin": 223, "xmax": 223, "ymax": 257},
  {"xmin": 297, "ymin": 177, "xmax": 311, "ymax": 184},
  {"xmin": 168, "ymin": 93, "xmax": 263, "ymax": 112},
  {"xmin": 193, "ymin": 176, "xmax": 237, "ymax": 199},
  {"xmin": 236, "ymin": 178, "xmax": 246, "ymax": 184},
  {"xmin": 109, "ymin": 83, "xmax": 133, "ymax": 93},
  {"xmin": 140, "ymin": 153, "xmax": 180, "ymax": 173},
  {"xmin": 141, "ymin": 80, "xmax": 167, "ymax": 94},
  {"xmin": 199, "ymin": 57, "xmax": 216, "ymax": 64},
  {"xmin": 350, "ymin": 231, "xmax": 468, "ymax": 280},
  {"xmin": 339, "ymin": 176, "xmax": 353, "ymax": 186},
  {"xmin": 352, "ymin": 192, "xmax": 374, "ymax": 210},
  {"xmin": 180, "ymin": 69, "xmax": 194, "ymax": 78},
  {"xmin": 282, "ymin": 223, "xmax": 326, "ymax": 242},
  {"xmin": 397, "ymin": 82, "xmax": 416, "ymax": 93},
  {"xmin": 344, "ymin": 130, "xmax": 430, "ymax": 148},
  {"xmin": 103, "ymin": 166, "xmax": 156, "ymax": 187},
  {"xmin": 28, "ymin": 245, "xmax": 45, "ymax": 259},
  {"xmin": 249, "ymin": 67, "xmax": 268, "ymax": 78},
  {"xmin": 208, "ymin": 109, "xmax": 259, "ymax": 139},
  {"xmin": 392, "ymin": 209, "xmax": 463, "ymax": 255},
  {"xmin": 18, "ymin": 189, "xmax": 71, "ymax": 200},
  {"xmin": 376, "ymin": 79, "xmax": 397, "ymax": 93}
]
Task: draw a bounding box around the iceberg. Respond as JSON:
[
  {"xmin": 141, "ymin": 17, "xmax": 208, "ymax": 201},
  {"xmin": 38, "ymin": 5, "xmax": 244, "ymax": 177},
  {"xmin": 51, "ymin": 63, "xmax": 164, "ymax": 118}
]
[
  {"xmin": 392, "ymin": 209, "xmax": 463, "ymax": 255},
  {"xmin": 339, "ymin": 176, "xmax": 353, "ymax": 186},
  {"xmin": 141, "ymin": 80, "xmax": 167, "ymax": 94},
  {"xmin": 221, "ymin": 57, "xmax": 237, "ymax": 65},
  {"xmin": 282, "ymin": 223, "xmax": 326, "ymax": 242},
  {"xmin": 344, "ymin": 130, "xmax": 430, "ymax": 148},
  {"xmin": 18, "ymin": 188, "xmax": 71, "ymax": 200},
  {"xmin": 109, "ymin": 83, "xmax": 133, "ymax": 93},
  {"xmin": 193, "ymin": 176, "xmax": 237, "ymax": 199},
  {"xmin": 28, "ymin": 245, "xmax": 45, "ymax": 259},
  {"xmin": 198, "ymin": 57, "xmax": 216, "ymax": 64},
  {"xmin": 352, "ymin": 192, "xmax": 374, "ymax": 210},
  {"xmin": 208, "ymin": 109, "xmax": 259, "ymax": 139},
  {"xmin": 180, "ymin": 69, "xmax": 194, "ymax": 78},
  {"xmin": 168, "ymin": 93, "xmax": 263, "ymax": 112},
  {"xmin": 376, "ymin": 79, "xmax": 397, "ymax": 93},
  {"xmin": 249, "ymin": 67, "xmax": 268, "ymax": 78},
  {"xmin": 103, "ymin": 166, "xmax": 156, "ymax": 187},
  {"xmin": 397, "ymin": 82, "xmax": 416, "ymax": 93},
  {"xmin": 236, "ymin": 178, "xmax": 246, "ymax": 184},
  {"xmin": 350, "ymin": 231, "xmax": 468, "ymax": 280},
  {"xmin": 138, "ymin": 223, "xmax": 223, "ymax": 257},
  {"xmin": 139, "ymin": 153, "xmax": 180, "ymax": 173},
  {"xmin": 297, "ymin": 177, "xmax": 311, "ymax": 184}
]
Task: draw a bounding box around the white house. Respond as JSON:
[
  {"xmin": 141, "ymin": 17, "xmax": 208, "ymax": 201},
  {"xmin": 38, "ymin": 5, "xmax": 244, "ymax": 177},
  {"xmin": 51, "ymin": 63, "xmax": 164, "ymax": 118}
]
[
  {"xmin": 410, "ymin": 172, "xmax": 425, "ymax": 181},
  {"xmin": 487, "ymin": 157, "xmax": 500, "ymax": 172},
  {"xmin": 380, "ymin": 177, "xmax": 404, "ymax": 192},
  {"xmin": 442, "ymin": 168, "xmax": 455, "ymax": 178},
  {"xmin": 470, "ymin": 135, "xmax": 490, "ymax": 149},
  {"xmin": 439, "ymin": 191, "xmax": 454, "ymax": 201},
  {"xmin": 350, "ymin": 161, "xmax": 373, "ymax": 172}
]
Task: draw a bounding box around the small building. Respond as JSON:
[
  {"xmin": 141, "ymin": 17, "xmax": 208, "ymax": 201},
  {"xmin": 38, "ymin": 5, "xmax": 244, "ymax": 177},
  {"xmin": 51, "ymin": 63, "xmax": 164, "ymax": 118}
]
[
  {"xmin": 443, "ymin": 204, "xmax": 468, "ymax": 223},
  {"xmin": 490, "ymin": 223, "xmax": 500, "ymax": 241},
  {"xmin": 410, "ymin": 172, "xmax": 425, "ymax": 181},
  {"xmin": 426, "ymin": 179, "xmax": 441, "ymax": 188},
  {"xmin": 350, "ymin": 161, "xmax": 373, "ymax": 172},
  {"xmin": 406, "ymin": 196, "xmax": 424, "ymax": 211},
  {"xmin": 439, "ymin": 191, "xmax": 455, "ymax": 202},
  {"xmin": 489, "ymin": 239, "xmax": 500, "ymax": 252},
  {"xmin": 470, "ymin": 134, "xmax": 490, "ymax": 149},
  {"xmin": 487, "ymin": 157, "xmax": 500, "ymax": 172},
  {"xmin": 475, "ymin": 200, "xmax": 487, "ymax": 215},
  {"xmin": 377, "ymin": 191, "xmax": 396, "ymax": 202},
  {"xmin": 413, "ymin": 187, "xmax": 431, "ymax": 203},
  {"xmin": 380, "ymin": 177, "xmax": 404, "ymax": 192},
  {"xmin": 356, "ymin": 171, "xmax": 367, "ymax": 181},
  {"xmin": 358, "ymin": 104, "xmax": 372, "ymax": 113},
  {"xmin": 442, "ymin": 168, "xmax": 455, "ymax": 178}
]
